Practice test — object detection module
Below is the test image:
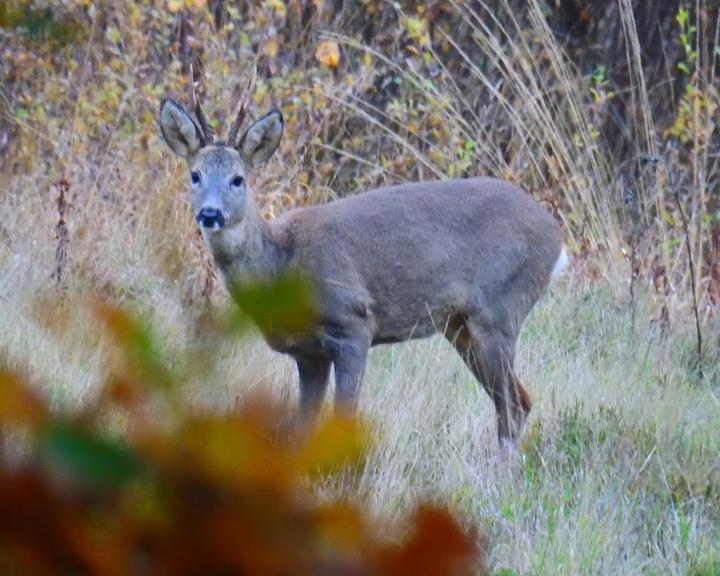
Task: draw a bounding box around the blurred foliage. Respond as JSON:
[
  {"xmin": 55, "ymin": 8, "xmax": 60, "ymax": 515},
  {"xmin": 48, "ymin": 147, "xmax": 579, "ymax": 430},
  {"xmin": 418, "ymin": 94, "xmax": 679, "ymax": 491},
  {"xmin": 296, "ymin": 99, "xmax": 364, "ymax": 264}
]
[
  {"xmin": 0, "ymin": 276, "xmax": 484, "ymax": 575},
  {"xmin": 0, "ymin": 2, "xmax": 83, "ymax": 46},
  {"xmin": 227, "ymin": 273, "xmax": 319, "ymax": 337}
]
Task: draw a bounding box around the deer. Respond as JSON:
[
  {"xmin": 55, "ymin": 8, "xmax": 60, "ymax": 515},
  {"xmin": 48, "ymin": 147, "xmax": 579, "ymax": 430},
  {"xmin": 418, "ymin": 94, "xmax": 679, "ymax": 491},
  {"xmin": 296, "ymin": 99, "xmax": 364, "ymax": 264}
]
[{"xmin": 159, "ymin": 86, "xmax": 567, "ymax": 445}]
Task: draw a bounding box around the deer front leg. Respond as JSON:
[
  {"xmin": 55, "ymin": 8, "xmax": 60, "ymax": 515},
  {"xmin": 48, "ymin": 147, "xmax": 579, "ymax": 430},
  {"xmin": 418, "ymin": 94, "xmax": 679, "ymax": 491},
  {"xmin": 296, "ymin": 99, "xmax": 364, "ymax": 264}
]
[
  {"xmin": 328, "ymin": 336, "xmax": 369, "ymax": 414},
  {"xmin": 296, "ymin": 356, "xmax": 332, "ymax": 424}
]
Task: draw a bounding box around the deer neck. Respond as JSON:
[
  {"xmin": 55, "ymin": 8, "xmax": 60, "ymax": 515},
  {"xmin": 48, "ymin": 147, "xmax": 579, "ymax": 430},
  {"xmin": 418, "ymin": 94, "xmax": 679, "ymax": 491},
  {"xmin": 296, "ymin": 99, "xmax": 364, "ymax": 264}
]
[{"xmin": 202, "ymin": 202, "xmax": 280, "ymax": 282}]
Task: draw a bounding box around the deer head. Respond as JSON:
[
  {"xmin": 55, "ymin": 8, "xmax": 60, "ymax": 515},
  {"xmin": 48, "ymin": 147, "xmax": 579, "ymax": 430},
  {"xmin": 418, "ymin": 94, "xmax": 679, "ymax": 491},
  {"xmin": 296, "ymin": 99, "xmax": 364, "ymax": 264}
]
[{"xmin": 159, "ymin": 78, "xmax": 283, "ymax": 231}]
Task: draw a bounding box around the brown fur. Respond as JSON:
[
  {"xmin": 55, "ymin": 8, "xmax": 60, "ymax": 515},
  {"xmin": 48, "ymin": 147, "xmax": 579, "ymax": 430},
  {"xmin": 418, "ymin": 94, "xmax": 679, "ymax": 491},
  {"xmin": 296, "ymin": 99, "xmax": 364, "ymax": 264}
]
[{"xmin": 159, "ymin": 100, "xmax": 564, "ymax": 444}]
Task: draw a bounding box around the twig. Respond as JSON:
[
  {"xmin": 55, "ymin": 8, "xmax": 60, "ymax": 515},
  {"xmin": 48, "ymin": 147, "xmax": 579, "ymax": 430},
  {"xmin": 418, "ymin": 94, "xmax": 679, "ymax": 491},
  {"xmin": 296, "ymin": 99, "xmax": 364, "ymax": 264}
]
[
  {"xmin": 52, "ymin": 178, "xmax": 71, "ymax": 288},
  {"xmin": 671, "ymin": 176, "xmax": 703, "ymax": 380},
  {"xmin": 621, "ymin": 172, "xmax": 641, "ymax": 337},
  {"xmin": 629, "ymin": 241, "xmax": 637, "ymax": 334}
]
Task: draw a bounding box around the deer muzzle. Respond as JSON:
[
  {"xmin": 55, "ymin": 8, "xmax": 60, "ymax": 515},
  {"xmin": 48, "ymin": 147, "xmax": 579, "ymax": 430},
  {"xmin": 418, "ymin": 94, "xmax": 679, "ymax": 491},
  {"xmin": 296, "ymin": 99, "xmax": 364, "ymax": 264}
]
[{"xmin": 197, "ymin": 207, "xmax": 226, "ymax": 230}]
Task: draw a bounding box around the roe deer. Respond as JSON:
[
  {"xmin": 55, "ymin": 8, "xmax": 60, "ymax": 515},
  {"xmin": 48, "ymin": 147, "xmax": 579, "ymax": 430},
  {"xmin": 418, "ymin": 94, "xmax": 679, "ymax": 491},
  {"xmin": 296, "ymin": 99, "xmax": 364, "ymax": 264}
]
[{"xmin": 159, "ymin": 92, "xmax": 566, "ymax": 444}]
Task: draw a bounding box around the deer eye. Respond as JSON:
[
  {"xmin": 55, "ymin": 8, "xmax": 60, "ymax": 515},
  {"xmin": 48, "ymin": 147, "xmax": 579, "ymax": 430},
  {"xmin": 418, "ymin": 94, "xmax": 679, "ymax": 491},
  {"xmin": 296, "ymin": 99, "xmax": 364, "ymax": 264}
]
[
  {"xmin": 231, "ymin": 175, "xmax": 244, "ymax": 188},
  {"xmin": 190, "ymin": 171, "xmax": 200, "ymax": 185}
]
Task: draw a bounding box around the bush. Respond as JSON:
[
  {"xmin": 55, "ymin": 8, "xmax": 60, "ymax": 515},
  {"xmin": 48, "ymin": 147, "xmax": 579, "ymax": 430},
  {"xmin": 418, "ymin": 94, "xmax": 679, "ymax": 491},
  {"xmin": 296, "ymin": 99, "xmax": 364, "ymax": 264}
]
[{"xmin": 0, "ymin": 292, "xmax": 485, "ymax": 575}]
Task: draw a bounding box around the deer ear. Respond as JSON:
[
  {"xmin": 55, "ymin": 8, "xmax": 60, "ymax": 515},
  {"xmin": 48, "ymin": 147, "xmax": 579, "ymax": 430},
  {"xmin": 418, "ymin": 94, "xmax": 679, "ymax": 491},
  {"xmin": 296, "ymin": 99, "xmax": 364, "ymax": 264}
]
[
  {"xmin": 237, "ymin": 108, "xmax": 283, "ymax": 166},
  {"xmin": 159, "ymin": 98, "xmax": 204, "ymax": 158}
]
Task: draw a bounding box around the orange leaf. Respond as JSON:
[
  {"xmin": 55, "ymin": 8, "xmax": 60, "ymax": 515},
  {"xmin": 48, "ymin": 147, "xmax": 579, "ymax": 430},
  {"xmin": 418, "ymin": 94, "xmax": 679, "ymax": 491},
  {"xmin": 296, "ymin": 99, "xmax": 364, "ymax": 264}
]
[
  {"xmin": 377, "ymin": 506, "xmax": 479, "ymax": 576},
  {"xmin": 315, "ymin": 40, "xmax": 340, "ymax": 68},
  {"xmin": 0, "ymin": 369, "xmax": 46, "ymax": 427}
]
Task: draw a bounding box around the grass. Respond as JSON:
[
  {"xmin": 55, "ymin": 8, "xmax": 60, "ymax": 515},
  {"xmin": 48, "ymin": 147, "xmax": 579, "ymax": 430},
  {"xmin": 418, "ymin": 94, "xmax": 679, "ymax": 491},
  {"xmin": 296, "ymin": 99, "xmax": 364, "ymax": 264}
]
[{"xmin": 1, "ymin": 223, "xmax": 719, "ymax": 573}]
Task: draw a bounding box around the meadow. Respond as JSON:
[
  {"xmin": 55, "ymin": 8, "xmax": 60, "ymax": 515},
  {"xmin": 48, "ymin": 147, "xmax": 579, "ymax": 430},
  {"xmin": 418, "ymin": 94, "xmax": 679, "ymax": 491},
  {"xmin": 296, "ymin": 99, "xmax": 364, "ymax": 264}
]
[{"xmin": 1, "ymin": 1, "xmax": 719, "ymax": 574}]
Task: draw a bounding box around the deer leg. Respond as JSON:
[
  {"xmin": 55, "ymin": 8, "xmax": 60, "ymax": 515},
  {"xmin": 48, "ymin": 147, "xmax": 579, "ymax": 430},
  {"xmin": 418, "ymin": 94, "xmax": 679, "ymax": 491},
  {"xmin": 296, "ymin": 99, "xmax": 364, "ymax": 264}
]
[
  {"xmin": 449, "ymin": 320, "xmax": 530, "ymax": 443},
  {"xmin": 328, "ymin": 336, "xmax": 369, "ymax": 414},
  {"xmin": 447, "ymin": 323, "xmax": 499, "ymax": 423},
  {"xmin": 473, "ymin": 330, "xmax": 528, "ymax": 443},
  {"xmin": 296, "ymin": 356, "xmax": 332, "ymax": 423}
]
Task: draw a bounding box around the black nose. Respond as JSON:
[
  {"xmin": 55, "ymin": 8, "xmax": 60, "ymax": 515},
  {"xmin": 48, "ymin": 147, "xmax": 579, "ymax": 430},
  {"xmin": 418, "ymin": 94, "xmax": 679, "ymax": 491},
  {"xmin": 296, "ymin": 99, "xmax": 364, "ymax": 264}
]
[{"xmin": 196, "ymin": 207, "xmax": 225, "ymax": 229}]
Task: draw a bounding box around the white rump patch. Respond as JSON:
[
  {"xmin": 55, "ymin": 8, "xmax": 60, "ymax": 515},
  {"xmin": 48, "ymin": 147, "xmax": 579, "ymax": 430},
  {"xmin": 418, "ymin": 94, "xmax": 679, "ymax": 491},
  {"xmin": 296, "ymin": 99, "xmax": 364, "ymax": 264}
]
[{"xmin": 551, "ymin": 246, "xmax": 569, "ymax": 279}]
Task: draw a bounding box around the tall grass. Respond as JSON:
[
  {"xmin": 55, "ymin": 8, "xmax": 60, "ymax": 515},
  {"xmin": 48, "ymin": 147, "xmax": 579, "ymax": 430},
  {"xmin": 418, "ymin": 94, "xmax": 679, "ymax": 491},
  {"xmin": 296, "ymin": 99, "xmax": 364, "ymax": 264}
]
[{"xmin": 330, "ymin": 1, "xmax": 718, "ymax": 310}]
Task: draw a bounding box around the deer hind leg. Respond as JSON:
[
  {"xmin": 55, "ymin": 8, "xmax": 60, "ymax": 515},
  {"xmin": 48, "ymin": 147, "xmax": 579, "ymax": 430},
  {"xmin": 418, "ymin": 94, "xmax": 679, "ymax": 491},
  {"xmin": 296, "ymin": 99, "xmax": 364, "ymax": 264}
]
[{"xmin": 447, "ymin": 316, "xmax": 531, "ymax": 443}]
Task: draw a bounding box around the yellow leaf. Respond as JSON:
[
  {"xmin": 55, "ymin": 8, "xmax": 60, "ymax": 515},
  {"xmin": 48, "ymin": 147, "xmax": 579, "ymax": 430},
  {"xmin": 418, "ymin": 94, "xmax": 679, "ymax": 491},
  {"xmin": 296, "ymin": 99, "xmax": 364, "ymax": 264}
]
[
  {"xmin": 264, "ymin": 37, "xmax": 279, "ymax": 58},
  {"xmin": 315, "ymin": 40, "xmax": 341, "ymax": 69},
  {"xmin": 363, "ymin": 0, "xmax": 378, "ymax": 15},
  {"xmin": 266, "ymin": 0, "xmax": 287, "ymax": 15},
  {"xmin": 179, "ymin": 414, "xmax": 287, "ymax": 487},
  {"xmin": 167, "ymin": 0, "xmax": 183, "ymax": 12},
  {"xmin": 316, "ymin": 502, "xmax": 367, "ymax": 553},
  {"xmin": 300, "ymin": 90, "xmax": 313, "ymax": 106},
  {"xmin": 405, "ymin": 15, "xmax": 430, "ymax": 47},
  {"xmin": 294, "ymin": 415, "xmax": 369, "ymax": 474}
]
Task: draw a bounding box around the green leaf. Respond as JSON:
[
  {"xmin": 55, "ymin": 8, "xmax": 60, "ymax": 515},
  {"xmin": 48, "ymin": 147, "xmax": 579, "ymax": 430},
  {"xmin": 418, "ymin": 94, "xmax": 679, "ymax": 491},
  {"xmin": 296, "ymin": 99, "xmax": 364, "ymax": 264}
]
[
  {"xmin": 405, "ymin": 16, "xmax": 426, "ymax": 36},
  {"xmin": 677, "ymin": 7, "xmax": 689, "ymax": 27},
  {"xmin": 16, "ymin": 108, "xmax": 29, "ymax": 120},
  {"xmin": 41, "ymin": 422, "xmax": 146, "ymax": 487},
  {"xmin": 227, "ymin": 273, "xmax": 318, "ymax": 337},
  {"xmin": 592, "ymin": 64, "xmax": 607, "ymax": 84},
  {"xmin": 677, "ymin": 62, "xmax": 689, "ymax": 73}
]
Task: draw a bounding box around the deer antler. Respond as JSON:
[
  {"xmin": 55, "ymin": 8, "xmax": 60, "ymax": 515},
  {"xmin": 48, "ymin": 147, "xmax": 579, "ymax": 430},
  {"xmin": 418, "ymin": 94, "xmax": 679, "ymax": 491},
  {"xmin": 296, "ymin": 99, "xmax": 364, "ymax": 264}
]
[
  {"xmin": 191, "ymin": 62, "xmax": 214, "ymax": 144},
  {"xmin": 227, "ymin": 66, "xmax": 257, "ymax": 147}
]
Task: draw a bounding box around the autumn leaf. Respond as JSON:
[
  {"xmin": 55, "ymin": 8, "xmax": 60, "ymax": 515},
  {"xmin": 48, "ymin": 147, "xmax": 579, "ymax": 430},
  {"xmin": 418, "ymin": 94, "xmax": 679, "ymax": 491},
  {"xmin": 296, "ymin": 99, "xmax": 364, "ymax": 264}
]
[
  {"xmin": 263, "ymin": 36, "xmax": 280, "ymax": 58},
  {"xmin": 0, "ymin": 368, "xmax": 46, "ymax": 427},
  {"xmin": 294, "ymin": 415, "xmax": 369, "ymax": 474},
  {"xmin": 315, "ymin": 502, "xmax": 367, "ymax": 553},
  {"xmin": 315, "ymin": 40, "xmax": 341, "ymax": 68},
  {"xmin": 377, "ymin": 506, "xmax": 480, "ymax": 576},
  {"xmin": 93, "ymin": 300, "xmax": 174, "ymax": 390},
  {"xmin": 266, "ymin": 0, "xmax": 287, "ymax": 16},
  {"xmin": 167, "ymin": 0, "xmax": 206, "ymax": 12},
  {"xmin": 177, "ymin": 414, "xmax": 288, "ymax": 487}
]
